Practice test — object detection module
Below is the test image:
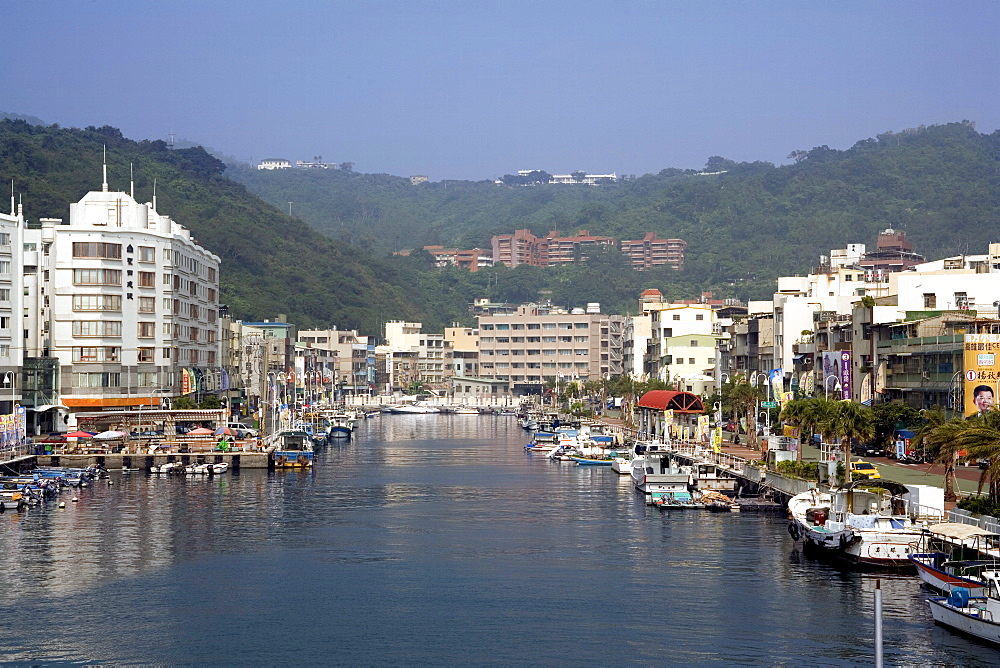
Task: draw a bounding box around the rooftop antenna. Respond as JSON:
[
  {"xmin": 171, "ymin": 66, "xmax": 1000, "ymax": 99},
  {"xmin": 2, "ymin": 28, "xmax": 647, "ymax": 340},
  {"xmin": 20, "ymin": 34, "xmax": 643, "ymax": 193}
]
[
  {"xmin": 130, "ymin": 162, "xmax": 134, "ymax": 200},
  {"xmin": 102, "ymin": 145, "xmax": 108, "ymax": 192}
]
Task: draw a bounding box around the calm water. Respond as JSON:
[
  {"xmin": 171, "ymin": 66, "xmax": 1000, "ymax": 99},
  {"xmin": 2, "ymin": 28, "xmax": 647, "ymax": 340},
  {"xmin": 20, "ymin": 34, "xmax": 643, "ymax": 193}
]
[{"xmin": 0, "ymin": 416, "xmax": 997, "ymax": 666}]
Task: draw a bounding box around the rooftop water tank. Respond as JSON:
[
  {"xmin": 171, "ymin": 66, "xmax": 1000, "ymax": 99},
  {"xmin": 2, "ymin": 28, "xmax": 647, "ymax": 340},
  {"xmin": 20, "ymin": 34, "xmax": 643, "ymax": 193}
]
[{"xmin": 586, "ymin": 302, "xmax": 600, "ymax": 314}]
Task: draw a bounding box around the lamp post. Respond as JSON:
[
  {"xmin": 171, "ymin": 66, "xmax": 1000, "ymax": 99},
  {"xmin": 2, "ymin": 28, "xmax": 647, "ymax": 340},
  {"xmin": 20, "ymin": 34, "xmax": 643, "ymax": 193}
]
[
  {"xmin": 759, "ymin": 410, "xmax": 770, "ymax": 436},
  {"xmin": 2, "ymin": 371, "xmax": 13, "ymax": 414},
  {"xmin": 825, "ymin": 375, "xmax": 842, "ymax": 401}
]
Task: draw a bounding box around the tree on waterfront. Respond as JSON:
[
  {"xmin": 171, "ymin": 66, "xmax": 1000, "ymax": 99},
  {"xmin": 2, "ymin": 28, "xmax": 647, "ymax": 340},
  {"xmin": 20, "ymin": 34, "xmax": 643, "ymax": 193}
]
[
  {"xmin": 728, "ymin": 379, "xmax": 763, "ymax": 452},
  {"xmin": 779, "ymin": 397, "xmax": 829, "ymax": 462},
  {"xmin": 828, "ymin": 400, "xmax": 874, "ymax": 484},
  {"xmin": 912, "ymin": 407, "xmax": 962, "ymax": 501},
  {"xmin": 947, "ymin": 410, "xmax": 1000, "ymax": 503}
]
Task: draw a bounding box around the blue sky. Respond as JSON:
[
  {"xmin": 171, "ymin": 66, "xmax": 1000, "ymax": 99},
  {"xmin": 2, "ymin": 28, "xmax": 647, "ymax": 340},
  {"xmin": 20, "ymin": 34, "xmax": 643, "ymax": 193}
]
[{"xmin": 3, "ymin": 0, "xmax": 998, "ymax": 180}]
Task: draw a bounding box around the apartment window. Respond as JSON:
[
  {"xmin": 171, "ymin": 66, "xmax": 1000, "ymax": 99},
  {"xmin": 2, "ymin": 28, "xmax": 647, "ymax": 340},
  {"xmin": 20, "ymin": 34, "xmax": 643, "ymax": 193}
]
[
  {"xmin": 559, "ymin": 349, "xmax": 572, "ymax": 356},
  {"xmin": 73, "ymin": 268, "xmax": 122, "ymax": 285},
  {"xmin": 137, "ymin": 371, "xmax": 158, "ymax": 386},
  {"xmin": 207, "ymin": 267, "xmax": 216, "ymax": 281},
  {"xmin": 207, "ymin": 288, "xmax": 216, "ymax": 302},
  {"xmin": 189, "ymin": 349, "xmax": 198, "ymax": 364},
  {"xmin": 190, "ymin": 304, "xmax": 199, "ymax": 318},
  {"xmin": 511, "ymin": 337, "xmax": 524, "ymax": 343},
  {"xmin": 163, "ymin": 273, "xmax": 172, "ymax": 286},
  {"xmin": 574, "ymin": 323, "xmax": 588, "ymax": 329},
  {"xmin": 542, "ymin": 336, "xmax": 556, "ymax": 343},
  {"xmin": 496, "ymin": 324, "xmax": 510, "ymax": 330},
  {"xmin": 496, "ymin": 337, "xmax": 509, "ymax": 343},
  {"xmin": 72, "ymin": 242, "xmax": 121, "ymax": 259},
  {"xmin": 696, "ymin": 314, "xmax": 704, "ymax": 321},
  {"xmin": 559, "ymin": 323, "xmax": 573, "ymax": 330},
  {"xmin": 138, "ymin": 246, "xmax": 155, "ymax": 262},
  {"xmin": 138, "ymin": 297, "xmax": 155, "ymax": 313},
  {"xmin": 72, "ymin": 372, "xmax": 121, "ymax": 388},
  {"xmin": 923, "ymin": 293, "xmax": 937, "ymax": 309},
  {"xmin": 0, "ymin": 289, "xmax": 9, "ymax": 302},
  {"xmin": 542, "ymin": 323, "xmax": 556, "ymax": 329},
  {"xmin": 138, "ymin": 322, "xmax": 156, "ymax": 338},
  {"xmin": 558, "ymin": 362, "xmax": 572, "ymax": 369},
  {"xmin": 0, "ymin": 261, "xmax": 9, "ymax": 274},
  {"xmin": 688, "ymin": 358, "xmax": 696, "ymax": 365},
  {"xmin": 481, "ymin": 324, "xmax": 494, "ymax": 331},
  {"xmin": 163, "ymin": 347, "xmax": 172, "ymax": 359},
  {"xmin": 574, "ymin": 336, "xmax": 588, "ymax": 342},
  {"xmin": 137, "ymin": 347, "xmax": 155, "ymax": 363},
  {"xmin": 137, "ymin": 271, "xmax": 155, "ymax": 287},
  {"xmin": 0, "ymin": 233, "xmax": 8, "ymax": 245},
  {"xmin": 163, "ymin": 323, "xmax": 173, "ymax": 337},
  {"xmin": 559, "ymin": 336, "xmax": 572, "ymax": 343},
  {"xmin": 0, "ymin": 345, "xmax": 9, "ymax": 356},
  {"xmin": 480, "ymin": 337, "xmax": 494, "ymax": 343},
  {"xmin": 512, "ymin": 324, "xmax": 525, "ymax": 330},
  {"xmin": 73, "ymin": 321, "xmax": 122, "ymax": 337},
  {"xmin": 527, "ymin": 324, "xmax": 540, "ymax": 330},
  {"xmin": 207, "ymin": 351, "xmax": 216, "ymax": 364},
  {"xmin": 73, "ymin": 346, "xmax": 120, "ymax": 362},
  {"xmin": 527, "ymin": 336, "xmax": 540, "ymax": 343},
  {"xmin": 527, "ymin": 349, "xmax": 540, "ymax": 355},
  {"xmin": 673, "ymin": 314, "xmax": 681, "ymax": 320},
  {"xmin": 72, "ymin": 295, "xmax": 122, "ymax": 311},
  {"xmin": 691, "ymin": 340, "xmax": 698, "ymax": 347},
  {"xmin": 190, "ymin": 327, "xmax": 199, "ymax": 341}
]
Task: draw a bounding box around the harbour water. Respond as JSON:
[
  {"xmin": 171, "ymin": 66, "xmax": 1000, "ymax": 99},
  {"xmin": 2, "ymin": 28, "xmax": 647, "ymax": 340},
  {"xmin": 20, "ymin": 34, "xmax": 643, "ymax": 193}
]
[{"xmin": 0, "ymin": 416, "xmax": 996, "ymax": 665}]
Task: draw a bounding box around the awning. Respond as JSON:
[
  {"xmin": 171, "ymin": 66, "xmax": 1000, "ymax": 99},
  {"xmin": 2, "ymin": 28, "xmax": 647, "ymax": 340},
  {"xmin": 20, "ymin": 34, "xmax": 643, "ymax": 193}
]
[
  {"xmin": 29, "ymin": 404, "xmax": 69, "ymax": 412},
  {"xmin": 926, "ymin": 522, "xmax": 1000, "ymax": 540}
]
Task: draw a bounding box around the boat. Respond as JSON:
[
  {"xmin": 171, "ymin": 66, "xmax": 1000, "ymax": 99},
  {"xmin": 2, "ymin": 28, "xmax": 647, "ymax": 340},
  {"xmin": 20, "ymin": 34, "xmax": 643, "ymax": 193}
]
[
  {"xmin": 452, "ymin": 406, "xmax": 480, "ymax": 415},
  {"xmin": 273, "ymin": 430, "xmax": 315, "ymax": 467},
  {"xmin": 928, "ymin": 570, "xmax": 1000, "ymax": 646},
  {"xmin": 611, "ymin": 457, "xmax": 633, "ymax": 475},
  {"xmin": 185, "ymin": 462, "xmax": 230, "ymax": 475},
  {"xmin": 788, "ymin": 481, "xmax": 945, "ymax": 568},
  {"xmin": 327, "ymin": 412, "xmax": 357, "ymax": 439},
  {"xmin": 630, "ymin": 444, "xmax": 697, "ymax": 507},
  {"xmin": 908, "ymin": 523, "xmax": 1000, "ymax": 593},
  {"xmin": 570, "ymin": 455, "xmax": 614, "ymax": 466},
  {"xmin": 150, "ymin": 461, "xmax": 185, "ymax": 475},
  {"xmin": 0, "ymin": 490, "xmax": 25, "ymax": 510}
]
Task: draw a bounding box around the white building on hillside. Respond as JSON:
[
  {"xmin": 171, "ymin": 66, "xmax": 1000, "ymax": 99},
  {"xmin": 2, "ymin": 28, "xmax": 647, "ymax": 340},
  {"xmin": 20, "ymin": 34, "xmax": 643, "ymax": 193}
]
[{"xmin": 0, "ymin": 203, "xmax": 25, "ymax": 414}]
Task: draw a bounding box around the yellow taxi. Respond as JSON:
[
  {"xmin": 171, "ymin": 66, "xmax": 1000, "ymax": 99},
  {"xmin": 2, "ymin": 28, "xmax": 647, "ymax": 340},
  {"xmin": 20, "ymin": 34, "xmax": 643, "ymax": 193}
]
[{"xmin": 850, "ymin": 460, "xmax": 881, "ymax": 480}]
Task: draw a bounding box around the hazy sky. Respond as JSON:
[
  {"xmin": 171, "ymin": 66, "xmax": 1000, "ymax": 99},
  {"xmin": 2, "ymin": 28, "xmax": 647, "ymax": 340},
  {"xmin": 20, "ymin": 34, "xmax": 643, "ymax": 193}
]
[{"xmin": 3, "ymin": 0, "xmax": 998, "ymax": 180}]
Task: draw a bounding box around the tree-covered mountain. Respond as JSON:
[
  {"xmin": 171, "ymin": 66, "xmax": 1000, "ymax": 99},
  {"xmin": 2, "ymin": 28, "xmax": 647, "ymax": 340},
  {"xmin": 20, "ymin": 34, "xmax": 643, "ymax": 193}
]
[
  {"xmin": 0, "ymin": 119, "xmax": 486, "ymax": 334},
  {"xmin": 231, "ymin": 121, "xmax": 1000, "ymax": 290}
]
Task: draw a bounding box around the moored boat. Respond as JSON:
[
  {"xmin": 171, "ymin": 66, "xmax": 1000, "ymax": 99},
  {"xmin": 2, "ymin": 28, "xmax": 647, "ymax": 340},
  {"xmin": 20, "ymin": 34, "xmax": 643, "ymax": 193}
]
[
  {"xmin": 273, "ymin": 430, "xmax": 315, "ymax": 467},
  {"xmin": 788, "ymin": 481, "xmax": 945, "ymax": 568},
  {"xmin": 928, "ymin": 571, "xmax": 1000, "ymax": 646},
  {"xmin": 909, "ymin": 522, "xmax": 1000, "ymax": 593}
]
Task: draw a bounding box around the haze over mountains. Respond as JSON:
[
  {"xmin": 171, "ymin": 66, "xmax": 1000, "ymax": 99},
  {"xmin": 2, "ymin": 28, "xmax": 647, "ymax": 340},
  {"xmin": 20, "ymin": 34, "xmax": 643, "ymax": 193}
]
[{"xmin": 2, "ymin": 117, "xmax": 998, "ymax": 336}]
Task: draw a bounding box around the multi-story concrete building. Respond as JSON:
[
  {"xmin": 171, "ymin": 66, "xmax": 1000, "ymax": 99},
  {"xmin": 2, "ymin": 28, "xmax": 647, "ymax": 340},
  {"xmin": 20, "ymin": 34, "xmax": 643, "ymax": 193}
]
[
  {"xmin": 422, "ymin": 246, "xmax": 494, "ymax": 272},
  {"xmin": 0, "ymin": 203, "xmax": 25, "ymax": 418},
  {"xmin": 619, "ymin": 233, "xmax": 687, "ymax": 270},
  {"xmin": 297, "ymin": 327, "xmax": 376, "ymax": 395},
  {"xmin": 477, "ymin": 303, "xmax": 623, "ymax": 394},
  {"xmin": 23, "ymin": 183, "xmax": 220, "ymax": 428},
  {"xmin": 381, "ymin": 321, "xmax": 454, "ymax": 394}
]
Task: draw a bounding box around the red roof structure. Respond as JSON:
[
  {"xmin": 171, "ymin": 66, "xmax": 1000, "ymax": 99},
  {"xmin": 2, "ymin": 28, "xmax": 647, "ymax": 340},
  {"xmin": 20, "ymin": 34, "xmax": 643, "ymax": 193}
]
[{"xmin": 637, "ymin": 390, "xmax": 705, "ymax": 414}]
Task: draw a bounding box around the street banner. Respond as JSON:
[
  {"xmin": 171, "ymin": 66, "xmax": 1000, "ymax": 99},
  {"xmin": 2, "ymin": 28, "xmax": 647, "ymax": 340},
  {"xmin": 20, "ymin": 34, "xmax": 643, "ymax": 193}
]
[
  {"xmin": 839, "ymin": 351, "xmax": 852, "ymax": 400},
  {"xmin": 875, "ymin": 361, "xmax": 887, "ymax": 395},
  {"xmin": 712, "ymin": 425, "xmax": 722, "ymax": 452},
  {"xmin": 822, "ymin": 352, "xmax": 839, "ymax": 387},
  {"xmin": 860, "ymin": 373, "xmax": 872, "ymax": 405},
  {"xmin": 698, "ymin": 415, "xmax": 710, "ymax": 442},
  {"xmin": 964, "ymin": 333, "xmax": 1000, "ymax": 417},
  {"xmin": 769, "ymin": 369, "xmax": 783, "ymax": 403}
]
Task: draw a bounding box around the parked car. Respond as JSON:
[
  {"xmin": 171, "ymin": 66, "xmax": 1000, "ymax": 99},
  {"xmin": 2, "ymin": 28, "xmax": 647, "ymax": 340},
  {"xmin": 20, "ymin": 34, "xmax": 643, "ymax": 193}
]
[
  {"xmin": 850, "ymin": 460, "xmax": 881, "ymax": 480},
  {"xmin": 227, "ymin": 422, "xmax": 258, "ymax": 437}
]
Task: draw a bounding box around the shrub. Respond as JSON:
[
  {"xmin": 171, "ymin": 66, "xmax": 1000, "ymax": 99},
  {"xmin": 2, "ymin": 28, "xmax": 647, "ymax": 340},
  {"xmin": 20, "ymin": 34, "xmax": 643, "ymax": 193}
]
[
  {"xmin": 775, "ymin": 460, "xmax": 819, "ymax": 480},
  {"xmin": 957, "ymin": 496, "xmax": 1000, "ymax": 517}
]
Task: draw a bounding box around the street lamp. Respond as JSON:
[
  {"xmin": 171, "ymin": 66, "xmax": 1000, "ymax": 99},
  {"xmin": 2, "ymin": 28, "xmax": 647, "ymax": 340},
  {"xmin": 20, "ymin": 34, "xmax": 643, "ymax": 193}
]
[
  {"xmin": 2, "ymin": 371, "xmax": 13, "ymax": 414},
  {"xmin": 825, "ymin": 375, "xmax": 842, "ymax": 401},
  {"xmin": 759, "ymin": 410, "xmax": 770, "ymax": 435}
]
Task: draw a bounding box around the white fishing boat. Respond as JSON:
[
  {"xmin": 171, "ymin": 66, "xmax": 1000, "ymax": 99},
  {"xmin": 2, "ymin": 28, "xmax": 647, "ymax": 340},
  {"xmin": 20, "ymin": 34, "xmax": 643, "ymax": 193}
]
[
  {"xmin": 908, "ymin": 523, "xmax": 1000, "ymax": 593},
  {"xmin": 611, "ymin": 457, "xmax": 633, "ymax": 475},
  {"xmin": 928, "ymin": 570, "xmax": 1000, "ymax": 646},
  {"xmin": 788, "ymin": 481, "xmax": 945, "ymax": 568},
  {"xmin": 150, "ymin": 461, "xmax": 185, "ymax": 475},
  {"xmin": 327, "ymin": 412, "xmax": 357, "ymax": 439},
  {"xmin": 630, "ymin": 444, "xmax": 696, "ymax": 507}
]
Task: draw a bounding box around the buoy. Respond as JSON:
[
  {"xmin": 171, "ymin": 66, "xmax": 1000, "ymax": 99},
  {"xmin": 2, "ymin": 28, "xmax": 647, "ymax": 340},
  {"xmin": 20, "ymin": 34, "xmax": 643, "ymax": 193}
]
[
  {"xmin": 71, "ymin": 497, "xmax": 79, "ymax": 503},
  {"xmin": 107, "ymin": 480, "xmax": 113, "ymax": 486},
  {"xmin": 58, "ymin": 501, "xmax": 65, "ymax": 508}
]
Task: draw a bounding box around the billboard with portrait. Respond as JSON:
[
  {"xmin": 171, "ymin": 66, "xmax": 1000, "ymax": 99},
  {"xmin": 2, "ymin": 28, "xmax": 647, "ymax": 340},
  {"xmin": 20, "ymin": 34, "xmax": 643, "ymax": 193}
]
[{"xmin": 964, "ymin": 334, "xmax": 1000, "ymax": 417}]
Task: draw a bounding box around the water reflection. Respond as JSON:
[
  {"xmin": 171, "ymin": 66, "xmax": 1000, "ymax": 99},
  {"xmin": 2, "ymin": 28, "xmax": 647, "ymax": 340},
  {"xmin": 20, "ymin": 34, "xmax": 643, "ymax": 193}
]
[{"xmin": 0, "ymin": 415, "xmax": 997, "ymax": 665}]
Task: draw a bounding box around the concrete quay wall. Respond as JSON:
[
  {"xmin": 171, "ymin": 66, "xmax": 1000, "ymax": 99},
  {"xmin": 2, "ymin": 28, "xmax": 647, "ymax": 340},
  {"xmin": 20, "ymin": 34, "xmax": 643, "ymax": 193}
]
[{"xmin": 33, "ymin": 451, "xmax": 272, "ymax": 470}]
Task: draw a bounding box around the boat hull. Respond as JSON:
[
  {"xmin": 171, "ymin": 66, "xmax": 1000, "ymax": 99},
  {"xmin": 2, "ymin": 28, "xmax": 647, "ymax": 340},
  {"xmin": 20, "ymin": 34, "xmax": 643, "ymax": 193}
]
[
  {"xmin": 928, "ymin": 597, "xmax": 1000, "ymax": 646},
  {"xmin": 910, "ymin": 554, "xmax": 988, "ymax": 593}
]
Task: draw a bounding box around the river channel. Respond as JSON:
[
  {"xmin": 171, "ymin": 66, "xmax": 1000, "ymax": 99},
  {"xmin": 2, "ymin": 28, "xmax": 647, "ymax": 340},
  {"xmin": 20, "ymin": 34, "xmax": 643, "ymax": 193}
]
[{"xmin": 0, "ymin": 415, "xmax": 996, "ymax": 665}]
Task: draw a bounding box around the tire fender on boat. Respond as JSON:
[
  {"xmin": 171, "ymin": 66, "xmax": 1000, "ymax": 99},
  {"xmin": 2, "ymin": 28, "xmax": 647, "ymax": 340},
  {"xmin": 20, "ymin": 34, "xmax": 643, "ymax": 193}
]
[{"xmin": 788, "ymin": 522, "xmax": 800, "ymax": 541}]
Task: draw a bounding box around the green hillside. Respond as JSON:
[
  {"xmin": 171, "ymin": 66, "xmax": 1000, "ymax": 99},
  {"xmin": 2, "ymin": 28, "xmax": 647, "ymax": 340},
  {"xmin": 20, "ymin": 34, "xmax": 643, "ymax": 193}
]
[
  {"xmin": 0, "ymin": 119, "xmax": 477, "ymax": 333},
  {"xmin": 232, "ymin": 121, "xmax": 1000, "ymax": 288}
]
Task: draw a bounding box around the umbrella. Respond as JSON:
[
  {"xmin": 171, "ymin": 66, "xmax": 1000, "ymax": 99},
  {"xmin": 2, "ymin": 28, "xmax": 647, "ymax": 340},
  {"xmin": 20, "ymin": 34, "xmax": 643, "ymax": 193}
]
[
  {"xmin": 65, "ymin": 430, "xmax": 96, "ymax": 438},
  {"xmin": 215, "ymin": 427, "xmax": 238, "ymax": 436},
  {"xmin": 188, "ymin": 427, "xmax": 214, "ymax": 435},
  {"xmin": 94, "ymin": 430, "xmax": 127, "ymax": 439}
]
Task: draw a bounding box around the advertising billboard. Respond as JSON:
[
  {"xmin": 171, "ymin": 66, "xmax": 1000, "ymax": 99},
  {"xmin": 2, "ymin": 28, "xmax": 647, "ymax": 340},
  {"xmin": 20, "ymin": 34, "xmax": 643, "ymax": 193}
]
[{"xmin": 964, "ymin": 333, "xmax": 1000, "ymax": 417}]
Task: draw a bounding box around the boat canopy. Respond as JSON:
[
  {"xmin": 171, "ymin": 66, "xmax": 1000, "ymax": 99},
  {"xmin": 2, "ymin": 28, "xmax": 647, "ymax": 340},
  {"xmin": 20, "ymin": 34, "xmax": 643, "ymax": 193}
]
[
  {"xmin": 842, "ymin": 479, "xmax": 909, "ymax": 496},
  {"xmin": 926, "ymin": 522, "xmax": 1000, "ymax": 540},
  {"xmin": 636, "ymin": 390, "xmax": 705, "ymax": 414}
]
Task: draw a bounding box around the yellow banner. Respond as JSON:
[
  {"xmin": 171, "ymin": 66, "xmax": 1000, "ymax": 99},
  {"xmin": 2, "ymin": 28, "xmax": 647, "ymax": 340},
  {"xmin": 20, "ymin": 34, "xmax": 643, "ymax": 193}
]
[{"xmin": 964, "ymin": 334, "xmax": 1000, "ymax": 417}]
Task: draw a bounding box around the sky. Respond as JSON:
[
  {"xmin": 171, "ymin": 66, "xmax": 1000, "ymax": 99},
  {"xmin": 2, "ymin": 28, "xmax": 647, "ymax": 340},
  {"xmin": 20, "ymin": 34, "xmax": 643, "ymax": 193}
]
[{"xmin": 2, "ymin": 0, "xmax": 998, "ymax": 181}]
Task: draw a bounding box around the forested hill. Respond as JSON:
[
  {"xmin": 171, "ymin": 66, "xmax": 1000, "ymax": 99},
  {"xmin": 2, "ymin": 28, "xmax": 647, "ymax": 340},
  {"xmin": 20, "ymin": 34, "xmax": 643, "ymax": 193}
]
[
  {"xmin": 0, "ymin": 119, "xmax": 477, "ymax": 333},
  {"xmin": 231, "ymin": 122, "xmax": 1000, "ymax": 286}
]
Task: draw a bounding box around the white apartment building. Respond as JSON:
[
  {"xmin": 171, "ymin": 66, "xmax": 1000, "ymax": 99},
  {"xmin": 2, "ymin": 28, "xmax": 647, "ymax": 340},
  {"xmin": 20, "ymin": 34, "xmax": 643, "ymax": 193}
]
[
  {"xmin": 25, "ymin": 185, "xmax": 220, "ymax": 426},
  {"xmin": 257, "ymin": 159, "xmax": 291, "ymax": 170},
  {"xmin": 646, "ymin": 303, "xmax": 719, "ymax": 393},
  {"xmin": 297, "ymin": 327, "xmax": 376, "ymax": 394},
  {"xmin": 381, "ymin": 321, "xmax": 453, "ymax": 393},
  {"xmin": 0, "ymin": 203, "xmax": 24, "ymax": 414}
]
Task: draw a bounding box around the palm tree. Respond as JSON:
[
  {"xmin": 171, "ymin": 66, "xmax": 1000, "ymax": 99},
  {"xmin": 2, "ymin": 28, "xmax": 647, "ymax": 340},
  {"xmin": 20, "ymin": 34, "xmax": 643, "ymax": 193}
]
[
  {"xmin": 729, "ymin": 380, "xmax": 763, "ymax": 452},
  {"xmin": 829, "ymin": 400, "xmax": 874, "ymax": 484},
  {"xmin": 911, "ymin": 407, "xmax": 961, "ymax": 501},
  {"xmin": 951, "ymin": 410, "xmax": 1000, "ymax": 503}
]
